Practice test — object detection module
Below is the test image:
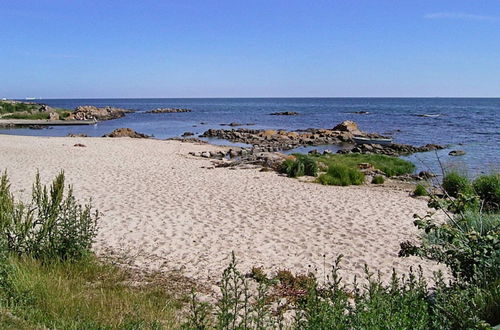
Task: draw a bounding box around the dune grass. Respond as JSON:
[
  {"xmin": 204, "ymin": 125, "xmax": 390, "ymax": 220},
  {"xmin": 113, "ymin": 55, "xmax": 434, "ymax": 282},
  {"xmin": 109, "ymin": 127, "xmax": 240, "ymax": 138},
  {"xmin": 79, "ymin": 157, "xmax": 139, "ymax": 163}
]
[
  {"xmin": 311, "ymin": 153, "xmax": 415, "ymax": 177},
  {"xmin": 0, "ymin": 256, "xmax": 182, "ymax": 329}
]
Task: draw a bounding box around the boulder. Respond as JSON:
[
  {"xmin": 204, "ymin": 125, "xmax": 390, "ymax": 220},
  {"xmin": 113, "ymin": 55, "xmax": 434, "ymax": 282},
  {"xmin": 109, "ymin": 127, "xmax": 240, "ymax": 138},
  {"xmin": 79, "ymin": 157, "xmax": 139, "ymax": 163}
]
[
  {"xmin": 146, "ymin": 108, "xmax": 191, "ymax": 113},
  {"xmin": 103, "ymin": 128, "xmax": 150, "ymax": 138},
  {"xmin": 73, "ymin": 106, "xmax": 131, "ymax": 121},
  {"xmin": 449, "ymin": 150, "xmax": 466, "ymax": 156},
  {"xmin": 49, "ymin": 112, "xmax": 60, "ymax": 120},
  {"xmin": 182, "ymin": 132, "xmax": 195, "ymax": 137},
  {"xmin": 332, "ymin": 120, "xmax": 362, "ymax": 135},
  {"xmin": 269, "ymin": 111, "xmax": 299, "ymax": 116}
]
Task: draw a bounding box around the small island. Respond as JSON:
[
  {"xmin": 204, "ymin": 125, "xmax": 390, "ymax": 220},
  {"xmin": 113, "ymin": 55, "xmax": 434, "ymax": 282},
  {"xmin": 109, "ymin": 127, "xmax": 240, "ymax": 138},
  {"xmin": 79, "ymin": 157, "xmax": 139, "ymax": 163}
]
[{"xmin": 0, "ymin": 100, "xmax": 132, "ymax": 127}]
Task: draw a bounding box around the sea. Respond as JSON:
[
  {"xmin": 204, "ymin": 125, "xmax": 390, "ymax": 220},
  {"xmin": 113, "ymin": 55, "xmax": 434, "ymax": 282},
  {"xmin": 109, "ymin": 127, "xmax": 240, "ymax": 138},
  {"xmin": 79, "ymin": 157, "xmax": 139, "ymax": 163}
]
[{"xmin": 1, "ymin": 98, "xmax": 498, "ymax": 177}]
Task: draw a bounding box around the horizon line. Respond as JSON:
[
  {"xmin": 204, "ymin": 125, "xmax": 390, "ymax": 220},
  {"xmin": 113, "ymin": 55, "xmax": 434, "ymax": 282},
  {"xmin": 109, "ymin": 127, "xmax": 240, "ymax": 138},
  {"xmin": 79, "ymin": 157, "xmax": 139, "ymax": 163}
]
[{"xmin": 8, "ymin": 96, "xmax": 500, "ymax": 100}]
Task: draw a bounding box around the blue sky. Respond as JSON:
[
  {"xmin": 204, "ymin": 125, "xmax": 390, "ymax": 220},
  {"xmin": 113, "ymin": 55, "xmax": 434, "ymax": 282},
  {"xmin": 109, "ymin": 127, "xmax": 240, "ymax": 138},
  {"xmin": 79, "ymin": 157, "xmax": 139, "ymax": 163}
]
[{"xmin": 1, "ymin": 0, "xmax": 499, "ymax": 98}]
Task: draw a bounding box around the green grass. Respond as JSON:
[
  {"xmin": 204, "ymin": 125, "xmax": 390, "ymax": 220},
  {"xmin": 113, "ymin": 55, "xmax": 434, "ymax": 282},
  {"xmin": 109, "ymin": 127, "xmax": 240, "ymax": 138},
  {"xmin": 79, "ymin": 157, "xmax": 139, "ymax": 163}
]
[
  {"xmin": 0, "ymin": 255, "xmax": 182, "ymax": 329},
  {"xmin": 2, "ymin": 112, "xmax": 50, "ymax": 120},
  {"xmin": 371, "ymin": 175, "xmax": 385, "ymax": 184},
  {"xmin": 309, "ymin": 153, "xmax": 415, "ymax": 177},
  {"xmin": 318, "ymin": 163, "xmax": 365, "ymax": 186},
  {"xmin": 473, "ymin": 174, "xmax": 500, "ymax": 211},
  {"xmin": 0, "ymin": 101, "xmax": 37, "ymax": 114},
  {"xmin": 413, "ymin": 184, "xmax": 428, "ymax": 196},
  {"xmin": 442, "ymin": 171, "xmax": 471, "ymax": 198}
]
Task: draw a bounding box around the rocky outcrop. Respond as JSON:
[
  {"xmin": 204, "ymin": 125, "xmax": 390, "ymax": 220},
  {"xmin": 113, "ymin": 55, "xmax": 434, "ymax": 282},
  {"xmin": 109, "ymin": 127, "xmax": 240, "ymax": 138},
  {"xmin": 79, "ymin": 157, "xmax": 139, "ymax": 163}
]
[
  {"xmin": 146, "ymin": 108, "xmax": 192, "ymax": 113},
  {"xmin": 68, "ymin": 106, "xmax": 132, "ymax": 121},
  {"xmin": 200, "ymin": 120, "xmax": 445, "ymax": 156},
  {"xmin": 337, "ymin": 143, "xmax": 444, "ymax": 156},
  {"xmin": 332, "ymin": 120, "xmax": 363, "ymax": 135},
  {"xmin": 449, "ymin": 150, "xmax": 466, "ymax": 156},
  {"xmin": 270, "ymin": 111, "xmax": 299, "ymax": 116},
  {"xmin": 220, "ymin": 122, "xmax": 255, "ymax": 127},
  {"xmin": 103, "ymin": 128, "xmax": 150, "ymax": 138},
  {"xmin": 67, "ymin": 133, "xmax": 89, "ymax": 137}
]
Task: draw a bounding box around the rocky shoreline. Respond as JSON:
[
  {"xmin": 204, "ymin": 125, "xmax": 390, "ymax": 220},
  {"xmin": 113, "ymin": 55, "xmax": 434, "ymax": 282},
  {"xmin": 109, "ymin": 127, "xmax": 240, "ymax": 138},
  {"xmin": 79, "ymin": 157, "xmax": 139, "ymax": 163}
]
[
  {"xmin": 145, "ymin": 108, "xmax": 192, "ymax": 113},
  {"xmin": 200, "ymin": 120, "xmax": 445, "ymax": 156}
]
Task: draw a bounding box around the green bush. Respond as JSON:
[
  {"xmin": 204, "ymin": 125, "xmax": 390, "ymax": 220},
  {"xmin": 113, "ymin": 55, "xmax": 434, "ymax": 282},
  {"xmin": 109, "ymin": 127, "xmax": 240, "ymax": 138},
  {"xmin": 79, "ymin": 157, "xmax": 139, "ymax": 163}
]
[
  {"xmin": 318, "ymin": 164, "xmax": 365, "ymax": 186},
  {"xmin": 186, "ymin": 255, "xmax": 495, "ymax": 329},
  {"xmin": 473, "ymin": 174, "xmax": 500, "ymax": 211},
  {"xmin": 371, "ymin": 175, "xmax": 385, "ymax": 184},
  {"xmin": 0, "ymin": 171, "xmax": 98, "ymax": 260},
  {"xmin": 413, "ymin": 184, "xmax": 428, "ymax": 196},
  {"xmin": 442, "ymin": 171, "xmax": 470, "ymax": 197},
  {"xmin": 280, "ymin": 155, "xmax": 318, "ymax": 178}
]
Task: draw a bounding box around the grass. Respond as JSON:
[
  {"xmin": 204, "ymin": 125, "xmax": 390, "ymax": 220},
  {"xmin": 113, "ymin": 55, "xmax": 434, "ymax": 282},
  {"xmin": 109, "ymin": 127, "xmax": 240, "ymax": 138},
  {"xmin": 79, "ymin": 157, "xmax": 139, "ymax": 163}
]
[
  {"xmin": 0, "ymin": 101, "xmax": 37, "ymax": 114},
  {"xmin": 2, "ymin": 112, "xmax": 50, "ymax": 120},
  {"xmin": 413, "ymin": 184, "xmax": 428, "ymax": 196},
  {"xmin": 281, "ymin": 153, "xmax": 414, "ymax": 186},
  {"xmin": 0, "ymin": 255, "xmax": 183, "ymax": 329},
  {"xmin": 371, "ymin": 175, "xmax": 385, "ymax": 184},
  {"xmin": 318, "ymin": 164, "xmax": 365, "ymax": 186},
  {"xmin": 310, "ymin": 153, "xmax": 415, "ymax": 177}
]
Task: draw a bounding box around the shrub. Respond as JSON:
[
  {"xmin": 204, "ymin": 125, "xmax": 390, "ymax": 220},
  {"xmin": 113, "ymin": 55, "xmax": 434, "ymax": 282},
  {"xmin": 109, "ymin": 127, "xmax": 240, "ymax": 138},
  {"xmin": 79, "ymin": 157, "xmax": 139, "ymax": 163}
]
[
  {"xmin": 413, "ymin": 184, "xmax": 428, "ymax": 196},
  {"xmin": 371, "ymin": 175, "xmax": 384, "ymax": 184},
  {"xmin": 442, "ymin": 171, "xmax": 470, "ymax": 197},
  {"xmin": 473, "ymin": 174, "xmax": 500, "ymax": 211},
  {"xmin": 187, "ymin": 254, "xmax": 495, "ymax": 328},
  {"xmin": 280, "ymin": 155, "xmax": 318, "ymax": 178},
  {"xmin": 0, "ymin": 171, "xmax": 98, "ymax": 260},
  {"xmin": 318, "ymin": 164, "xmax": 364, "ymax": 186}
]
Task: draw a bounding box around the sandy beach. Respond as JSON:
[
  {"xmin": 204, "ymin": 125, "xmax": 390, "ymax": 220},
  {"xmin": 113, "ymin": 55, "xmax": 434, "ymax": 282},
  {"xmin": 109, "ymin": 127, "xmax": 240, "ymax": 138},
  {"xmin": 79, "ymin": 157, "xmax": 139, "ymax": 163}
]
[{"xmin": 0, "ymin": 134, "xmax": 446, "ymax": 283}]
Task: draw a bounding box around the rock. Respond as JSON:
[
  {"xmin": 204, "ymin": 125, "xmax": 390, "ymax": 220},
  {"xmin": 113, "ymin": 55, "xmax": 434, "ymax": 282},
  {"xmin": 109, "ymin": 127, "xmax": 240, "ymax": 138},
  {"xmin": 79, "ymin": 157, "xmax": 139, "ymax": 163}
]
[
  {"xmin": 49, "ymin": 112, "xmax": 59, "ymax": 120},
  {"xmin": 67, "ymin": 133, "xmax": 88, "ymax": 137},
  {"xmin": 419, "ymin": 171, "xmax": 436, "ymax": 179},
  {"xmin": 72, "ymin": 106, "xmax": 132, "ymax": 121},
  {"xmin": 261, "ymin": 130, "xmax": 278, "ymax": 137},
  {"xmin": 308, "ymin": 149, "xmax": 319, "ymax": 155},
  {"xmin": 358, "ymin": 163, "xmax": 374, "ymax": 170},
  {"xmin": 39, "ymin": 104, "xmax": 55, "ymax": 113},
  {"xmin": 269, "ymin": 111, "xmax": 299, "ymax": 116},
  {"xmin": 146, "ymin": 108, "xmax": 191, "ymax": 113},
  {"xmin": 348, "ymin": 111, "xmax": 369, "ymax": 114},
  {"xmin": 166, "ymin": 137, "xmax": 208, "ymax": 144},
  {"xmin": 103, "ymin": 128, "xmax": 150, "ymax": 138},
  {"xmin": 323, "ymin": 149, "xmax": 333, "ymax": 155},
  {"xmin": 332, "ymin": 120, "xmax": 362, "ymax": 135},
  {"xmin": 201, "ymin": 152, "xmax": 211, "ymax": 158},
  {"xmin": 449, "ymin": 150, "xmax": 466, "ymax": 156},
  {"xmin": 73, "ymin": 143, "xmax": 86, "ymax": 147},
  {"xmin": 182, "ymin": 131, "xmax": 195, "ymax": 137}
]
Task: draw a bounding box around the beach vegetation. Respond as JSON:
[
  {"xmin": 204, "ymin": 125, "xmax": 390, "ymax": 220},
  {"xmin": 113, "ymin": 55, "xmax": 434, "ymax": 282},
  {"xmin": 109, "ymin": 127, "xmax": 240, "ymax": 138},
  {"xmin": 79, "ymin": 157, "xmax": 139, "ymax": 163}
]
[
  {"xmin": 413, "ymin": 184, "xmax": 428, "ymax": 196},
  {"xmin": 442, "ymin": 171, "xmax": 471, "ymax": 198},
  {"xmin": 472, "ymin": 174, "xmax": 500, "ymax": 212},
  {"xmin": 310, "ymin": 153, "xmax": 415, "ymax": 177},
  {"xmin": 0, "ymin": 172, "xmax": 183, "ymax": 328},
  {"xmin": 371, "ymin": 175, "xmax": 385, "ymax": 184},
  {"xmin": 318, "ymin": 164, "xmax": 365, "ymax": 186},
  {"xmin": 280, "ymin": 155, "xmax": 318, "ymax": 178},
  {"xmin": 2, "ymin": 112, "xmax": 50, "ymax": 120},
  {"xmin": 0, "ymin": 171, "xmax": 97, "ymax": 260}
]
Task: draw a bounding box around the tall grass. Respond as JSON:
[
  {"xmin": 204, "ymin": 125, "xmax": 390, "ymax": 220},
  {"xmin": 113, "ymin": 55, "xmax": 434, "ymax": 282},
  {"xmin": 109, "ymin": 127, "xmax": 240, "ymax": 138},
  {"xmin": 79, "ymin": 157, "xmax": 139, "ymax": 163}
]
[
  {"xmin": 0, "ymin": 171, "xmax": 98, "ymax": 260},
  {"xmin": 318, "ymin": 164, "xmax": 365, "ymax": 186},
  {"xmin": 0, "ymin": 256, "xmax": 181, "ymax": 329},
  {"xmin": 312, "ymin": 153, "xmax": 415, "ymax": 177}
]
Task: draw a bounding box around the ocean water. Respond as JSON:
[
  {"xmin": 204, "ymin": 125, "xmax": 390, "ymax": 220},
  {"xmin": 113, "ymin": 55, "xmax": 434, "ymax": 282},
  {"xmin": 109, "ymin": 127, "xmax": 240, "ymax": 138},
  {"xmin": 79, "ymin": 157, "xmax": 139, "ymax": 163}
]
[{"xmin": 1, "ymin": 98, "xmax": 498, "ymax": 176}]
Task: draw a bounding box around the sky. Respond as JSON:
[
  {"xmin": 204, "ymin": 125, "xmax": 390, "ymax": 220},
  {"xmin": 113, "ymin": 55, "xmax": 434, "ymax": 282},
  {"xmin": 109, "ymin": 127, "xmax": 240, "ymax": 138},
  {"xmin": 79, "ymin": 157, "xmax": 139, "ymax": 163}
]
[{"xmin": 0, "ymin": 0, "xmax": 499, "ymax": 98}]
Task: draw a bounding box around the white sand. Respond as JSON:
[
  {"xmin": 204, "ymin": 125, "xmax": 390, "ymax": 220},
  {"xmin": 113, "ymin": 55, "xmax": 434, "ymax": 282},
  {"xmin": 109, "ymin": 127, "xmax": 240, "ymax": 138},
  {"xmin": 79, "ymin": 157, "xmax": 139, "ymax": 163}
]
[{"xmin": 0, "ymin": 134, "xmax": 446, "ymax": 283}]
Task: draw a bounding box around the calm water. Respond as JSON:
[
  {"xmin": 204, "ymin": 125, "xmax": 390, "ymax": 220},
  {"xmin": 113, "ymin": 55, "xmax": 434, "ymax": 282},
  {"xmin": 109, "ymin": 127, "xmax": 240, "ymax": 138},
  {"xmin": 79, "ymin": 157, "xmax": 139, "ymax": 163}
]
[{"xmin": 1, "ymin": 98, "xmax": 498, "ymax": 176}]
